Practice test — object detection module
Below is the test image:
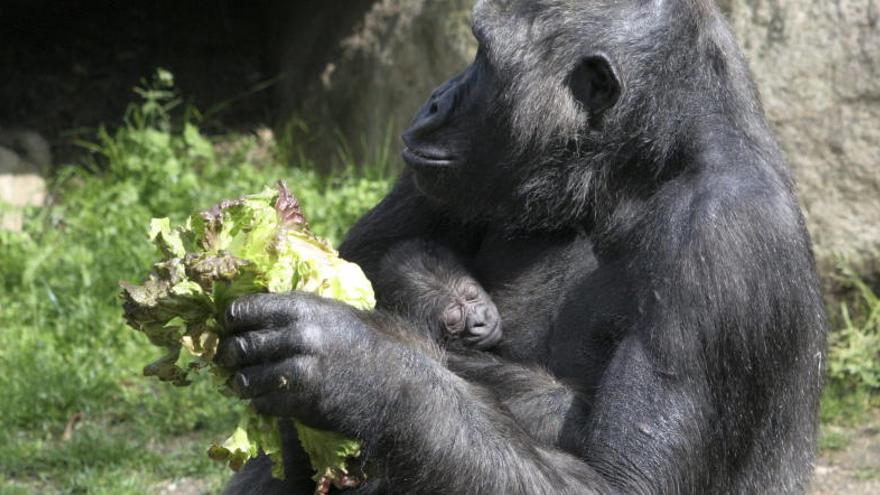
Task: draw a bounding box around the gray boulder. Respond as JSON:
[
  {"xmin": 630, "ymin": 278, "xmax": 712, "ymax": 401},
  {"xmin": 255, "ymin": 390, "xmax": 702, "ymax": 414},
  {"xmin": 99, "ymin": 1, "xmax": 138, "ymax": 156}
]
[
  {"xmin": 720, "ymin": 0, "xmax": 880, "ymax": 284},
  {"xmin": 281, "ymin": 0, "xmax": 475, "ymax": 164},
  {"xmin": 0, "ymin": 129, "xmax": 50, "ymax": 231}
]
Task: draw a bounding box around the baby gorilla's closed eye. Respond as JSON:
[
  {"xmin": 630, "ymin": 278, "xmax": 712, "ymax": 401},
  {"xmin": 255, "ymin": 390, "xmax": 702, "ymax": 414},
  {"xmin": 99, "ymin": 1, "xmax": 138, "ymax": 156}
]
[
  {"xmin": 441, "ymin": 280, "xmax": 501, "ymax": 350},
  {"xmin": 443, "ymin": 303, "xmax": 465, "ymax": 332}
]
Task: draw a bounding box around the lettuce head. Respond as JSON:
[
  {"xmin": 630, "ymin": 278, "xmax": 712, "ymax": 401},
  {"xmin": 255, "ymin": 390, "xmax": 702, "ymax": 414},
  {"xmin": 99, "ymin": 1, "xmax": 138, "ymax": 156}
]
[{"xmin": 121, "ymin": 181, "xmax": 372, "ymax": 493}]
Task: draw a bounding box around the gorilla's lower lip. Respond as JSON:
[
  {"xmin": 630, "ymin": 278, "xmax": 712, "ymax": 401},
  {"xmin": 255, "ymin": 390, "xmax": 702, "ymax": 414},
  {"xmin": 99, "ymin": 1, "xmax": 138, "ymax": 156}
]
[
  {"xmin": 402, "ymin": 147, "xmax": 457, "ymax": 168},
  {"xmin": 466, "ymin": 325, "xmax": 502, "ymax": 350}
]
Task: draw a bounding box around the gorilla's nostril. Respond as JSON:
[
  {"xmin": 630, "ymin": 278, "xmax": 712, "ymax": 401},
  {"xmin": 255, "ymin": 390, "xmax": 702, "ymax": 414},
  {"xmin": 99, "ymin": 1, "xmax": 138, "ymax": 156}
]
[
  {"xmin": 429, "ymin": 102, "xmax": 439, "ymax": 114},
  {"xmin": 468, "ymin": 311, "xmax": 488, "ymax": 332}
]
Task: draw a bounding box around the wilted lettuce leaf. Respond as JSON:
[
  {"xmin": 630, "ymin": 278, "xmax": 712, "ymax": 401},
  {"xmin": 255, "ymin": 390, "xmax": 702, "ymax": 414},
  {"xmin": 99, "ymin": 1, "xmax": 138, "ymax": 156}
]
[{"xmin": 121, "ymin": 181, "xmax": 372, "ymax": 493}]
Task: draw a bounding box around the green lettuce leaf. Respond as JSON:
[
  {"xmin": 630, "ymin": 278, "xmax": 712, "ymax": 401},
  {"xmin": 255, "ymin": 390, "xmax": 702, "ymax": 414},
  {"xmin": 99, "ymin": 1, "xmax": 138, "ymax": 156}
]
[{"xmin": 121, "ymin": 181, "xmax": 373, "ymax": 492}]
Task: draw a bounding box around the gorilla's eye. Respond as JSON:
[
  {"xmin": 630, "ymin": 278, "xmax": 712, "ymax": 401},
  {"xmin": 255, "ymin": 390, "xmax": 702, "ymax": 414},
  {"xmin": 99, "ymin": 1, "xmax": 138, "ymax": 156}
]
[
  {"xmin": 461, "ymin": 284, "xmax": 481, "ymax": 301},
  {"xmin": 568, "ymin": 54, "xmax": 622, "ymax": 120}
]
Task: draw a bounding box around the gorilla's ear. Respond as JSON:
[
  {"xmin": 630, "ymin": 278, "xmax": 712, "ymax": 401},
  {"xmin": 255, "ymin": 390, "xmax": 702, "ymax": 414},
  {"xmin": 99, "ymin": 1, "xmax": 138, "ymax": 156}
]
[{"xmin": 568, "ymin": 54, "xmax": 622, "ymax": 120}]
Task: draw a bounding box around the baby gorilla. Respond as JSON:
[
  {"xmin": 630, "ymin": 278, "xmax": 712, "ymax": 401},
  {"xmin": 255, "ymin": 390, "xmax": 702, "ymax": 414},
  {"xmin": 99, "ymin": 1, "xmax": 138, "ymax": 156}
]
[{"xmin": 372, "ymin": 239, "xmax": 501, "ymax": 350}]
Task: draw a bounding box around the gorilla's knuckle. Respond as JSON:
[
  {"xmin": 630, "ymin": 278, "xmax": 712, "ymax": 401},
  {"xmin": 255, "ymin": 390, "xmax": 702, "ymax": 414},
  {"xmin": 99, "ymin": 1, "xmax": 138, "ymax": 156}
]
[
  {"xmin": 283, "ymin": 355, "xmax": 320, "ymax": 394},
  {"xmin": 224, "ymin": 298, "xmax": 244, "ymax": 325},
  {"xmin": 231, "ymin": 371, "xmax": 250, "ymax": 396},
  {"xmin": 216, "ymin": 336, "xmax": 245, "ymax": 368},
  {"xmin": 233, "ymin": 336, "xmax": 250, "ymax": 363},
  {"xmin": 280, "ymin": 292, "xmax": 319, "ymax": 319},
  {"xmin": 295, "ymin": 322, "xmax": 326, "ymax": 352}
]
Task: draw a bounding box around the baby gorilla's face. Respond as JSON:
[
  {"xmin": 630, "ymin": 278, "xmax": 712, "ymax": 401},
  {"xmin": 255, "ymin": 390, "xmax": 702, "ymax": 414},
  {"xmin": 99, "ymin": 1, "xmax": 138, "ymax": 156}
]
[{"xmin": 441, "ymin": 279, "xmax": 502, "ymax": 350}]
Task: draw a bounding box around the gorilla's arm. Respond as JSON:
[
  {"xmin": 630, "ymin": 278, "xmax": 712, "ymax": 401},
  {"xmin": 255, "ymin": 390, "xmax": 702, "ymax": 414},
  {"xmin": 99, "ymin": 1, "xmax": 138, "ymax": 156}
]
[
  {"xmin": 216, "ymin": 293, "xmax": 615, "ymax": 494},
  {"xmin": 217, "ymin": 186, "xmax": 825, "ymax": 495},
  {"xmin": 446, "ymin": 351, "xmax": 588, "ymax": 449}
]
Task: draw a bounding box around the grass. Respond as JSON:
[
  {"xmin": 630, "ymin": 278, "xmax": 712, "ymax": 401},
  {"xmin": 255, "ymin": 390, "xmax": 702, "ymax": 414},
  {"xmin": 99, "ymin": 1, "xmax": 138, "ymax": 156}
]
[
  {"xmin": 820, "ymin": 266, "xmax": 880, "ymax": 431},
  {"xmin": 816, "ymin": 268, "xmax": 880, "ymax": 454},
  {"xmin": 855, "ymin": 467, "xmax": 880, "ymax": 482},
  {"xmin": 817, "ymin": 427, "xmax": 851, "ymax": 453},
  {"xmin": 0, "ymin": 71, "xmax": 391, "ymax": 494}
]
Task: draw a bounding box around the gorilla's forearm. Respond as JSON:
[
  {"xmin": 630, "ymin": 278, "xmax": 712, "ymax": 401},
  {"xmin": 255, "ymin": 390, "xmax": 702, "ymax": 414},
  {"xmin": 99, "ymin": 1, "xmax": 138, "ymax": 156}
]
[
  {"xmin": 367, "ymin": 362, "xmax": 610, "ymax": 494},
  {"xmin": 446, "ymin": 351, "xmax": 588, "ymax": 449}
]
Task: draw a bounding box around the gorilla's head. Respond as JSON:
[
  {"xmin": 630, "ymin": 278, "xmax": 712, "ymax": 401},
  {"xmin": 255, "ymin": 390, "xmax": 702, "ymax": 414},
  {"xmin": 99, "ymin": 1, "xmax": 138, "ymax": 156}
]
[{"xmin": 401, "ymin": 0, "xmax": 749, "ymax": 232}]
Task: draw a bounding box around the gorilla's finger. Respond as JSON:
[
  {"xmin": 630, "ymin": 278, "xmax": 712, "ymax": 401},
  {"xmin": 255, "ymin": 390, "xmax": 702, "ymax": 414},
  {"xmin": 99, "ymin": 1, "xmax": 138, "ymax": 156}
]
[
  {"xmin": 215, "ymin": 328, "xmax": 308, "ymax": 369},
  {"xmin": 250, "ymin": 390, "xmax": 329, "ymax": 428},
  {"xmin": 250, "ymin": 394, "xmax": 295, "ymax": 418},
  {"xmin": 224, "ymin": 293, "xmax": 312, "ymax": 333},
  {"xmin": 232, "ymin": 356, "xmax": 318, "ymax": 400}
]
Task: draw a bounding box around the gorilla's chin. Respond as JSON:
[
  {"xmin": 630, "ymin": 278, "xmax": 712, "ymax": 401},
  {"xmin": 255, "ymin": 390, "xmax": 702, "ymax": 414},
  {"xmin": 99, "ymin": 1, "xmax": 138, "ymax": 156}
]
[{"xmin": 408, "ymin": 165, "xmax": 460, "ymax": 205}]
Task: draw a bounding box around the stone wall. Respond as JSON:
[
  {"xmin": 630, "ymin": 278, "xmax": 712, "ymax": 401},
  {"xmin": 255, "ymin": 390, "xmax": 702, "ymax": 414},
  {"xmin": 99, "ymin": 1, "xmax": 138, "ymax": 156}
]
[{"xmin": 720, "ymin": 0, "xmax": 880, "ymax": 283}]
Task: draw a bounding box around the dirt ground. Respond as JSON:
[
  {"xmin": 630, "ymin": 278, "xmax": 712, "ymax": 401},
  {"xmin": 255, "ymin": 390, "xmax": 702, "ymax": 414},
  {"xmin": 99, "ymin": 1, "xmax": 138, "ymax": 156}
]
[{"xmin": 811, "ymin": 415, "xmax": 880, "ymax": 495}]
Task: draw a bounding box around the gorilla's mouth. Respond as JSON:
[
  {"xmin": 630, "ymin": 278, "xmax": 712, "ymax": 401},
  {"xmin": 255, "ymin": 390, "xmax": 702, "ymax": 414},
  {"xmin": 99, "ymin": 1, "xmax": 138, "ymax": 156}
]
[{"xmin": 402, "ymin": 146, "xmax": 457, "ymax": 168}]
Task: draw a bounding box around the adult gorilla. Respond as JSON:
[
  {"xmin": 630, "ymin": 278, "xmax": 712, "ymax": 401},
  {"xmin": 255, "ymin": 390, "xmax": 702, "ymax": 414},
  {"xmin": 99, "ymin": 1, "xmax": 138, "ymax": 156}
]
[{"xmin": 220, "ymin": 0, "xmax": 827, "ymax": 493}]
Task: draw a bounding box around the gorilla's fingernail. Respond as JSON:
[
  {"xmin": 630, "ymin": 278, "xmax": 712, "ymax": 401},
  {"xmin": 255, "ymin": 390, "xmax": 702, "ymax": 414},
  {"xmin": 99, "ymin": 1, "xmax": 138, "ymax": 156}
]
[
  {"xmin": 235, "ymin": 337, "xmax": 248, "ymax": 358},
  {"xmin": 223, "ymin": 305, "xmax": 238, "ymax": 330},
  {"xmin": 216, "ymin": 337, "xmax": 243, "ymax": 368},
  {"xmin": 233, "ymin": 373, "xmax": 249, "ymax": 394}
]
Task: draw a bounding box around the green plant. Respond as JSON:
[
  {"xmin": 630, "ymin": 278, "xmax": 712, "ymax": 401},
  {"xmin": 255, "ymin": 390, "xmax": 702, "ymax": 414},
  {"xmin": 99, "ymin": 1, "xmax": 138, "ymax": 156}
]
[
  {"xmin": 821, "ymin": 266, "xmax": 880, "ymax": 425},
  {"xmin": 276, "ymin": 116, "xmax": 400, "ymax": 181},
  {"xmin": 817, "ymin": 426, "xmax": 850, "ymax": 452},
  {"xmin": 121, "ymin": 183, "xmax": 373, "ymax": 490},
  {"xmin": 828, "ymin": 268, "xmax": 880, "ymax": 391},
  {"xmin": 0, "ymin": 69, "xmax": 391, "ymax": 493}
]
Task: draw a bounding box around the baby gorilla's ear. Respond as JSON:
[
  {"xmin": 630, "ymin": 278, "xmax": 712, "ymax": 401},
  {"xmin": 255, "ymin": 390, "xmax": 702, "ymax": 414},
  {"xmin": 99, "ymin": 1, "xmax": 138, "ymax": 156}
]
[{"xmin": 568, "ymin": 54, "xmax": 622, "ymax": 124}]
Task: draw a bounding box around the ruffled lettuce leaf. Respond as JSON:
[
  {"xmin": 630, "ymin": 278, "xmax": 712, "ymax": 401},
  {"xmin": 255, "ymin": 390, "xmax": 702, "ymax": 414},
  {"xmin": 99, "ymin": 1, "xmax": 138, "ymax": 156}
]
[{"xmin": 121, "ymin": 181, "xmax": 373, "ymax": 492}]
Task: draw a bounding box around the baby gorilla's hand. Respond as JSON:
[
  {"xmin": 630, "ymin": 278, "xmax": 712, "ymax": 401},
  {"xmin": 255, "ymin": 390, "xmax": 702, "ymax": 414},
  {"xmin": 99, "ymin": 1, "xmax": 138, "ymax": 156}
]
[{"xmin": 440, "ymin": 279, "xmax": 501, "ymax": 350}]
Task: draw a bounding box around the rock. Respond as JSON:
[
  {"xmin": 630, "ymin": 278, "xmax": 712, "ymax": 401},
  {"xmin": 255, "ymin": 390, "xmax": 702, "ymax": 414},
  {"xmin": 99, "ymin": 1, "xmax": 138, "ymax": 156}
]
[
  {"xmin": 719, "ymin": 0, "xmax": 880, "ymax": 285},
  {"xmin": 280, "ymin": 0, "xmax": 476, "ymax": 166},
  {"xmin": 0, "ymin": 128, "xmax": 52, "ymax": 175},
  {"xmin": 0, "ymin": 129, "xmax": 50, "ymax": 231}
]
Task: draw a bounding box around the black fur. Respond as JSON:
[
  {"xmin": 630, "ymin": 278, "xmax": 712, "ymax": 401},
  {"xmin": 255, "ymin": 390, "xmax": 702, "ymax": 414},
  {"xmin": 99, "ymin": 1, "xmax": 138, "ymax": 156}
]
[
  {"xmin": 220, "ymin": 1, "xmax": 827, "ymax": 493},
  {"xmin": 373, "ymin": 239, "xmax": 502, "ymax": 349}
]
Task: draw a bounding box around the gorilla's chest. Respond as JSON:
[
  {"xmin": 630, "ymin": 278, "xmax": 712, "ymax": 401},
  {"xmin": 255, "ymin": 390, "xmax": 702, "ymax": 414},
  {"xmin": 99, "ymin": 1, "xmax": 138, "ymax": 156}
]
[{"xmin": 472, "ymin": 230, "xmax": 608, "ymax": 371}]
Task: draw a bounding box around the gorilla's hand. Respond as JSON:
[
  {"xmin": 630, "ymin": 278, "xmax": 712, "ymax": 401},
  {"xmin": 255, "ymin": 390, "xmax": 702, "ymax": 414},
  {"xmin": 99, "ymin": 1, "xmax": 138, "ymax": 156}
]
[
  {"xmin": 214, "ymin": 292, "xmax": 433, "ymax": 432},
  {"xmin": 438, "ymin": 278, "xmax": 501, "ymax": 350}
]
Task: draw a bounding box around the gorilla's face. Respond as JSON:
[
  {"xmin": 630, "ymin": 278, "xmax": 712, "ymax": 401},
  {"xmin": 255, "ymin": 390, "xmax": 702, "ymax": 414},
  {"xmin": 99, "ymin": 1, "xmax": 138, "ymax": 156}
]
[
  {"xmin": 401, "ymin": 49, "xmax": 501, "ymax": 204},
  {"xmin": 401, "ymin": 0, "xmax": 623, "ymax": 231}
]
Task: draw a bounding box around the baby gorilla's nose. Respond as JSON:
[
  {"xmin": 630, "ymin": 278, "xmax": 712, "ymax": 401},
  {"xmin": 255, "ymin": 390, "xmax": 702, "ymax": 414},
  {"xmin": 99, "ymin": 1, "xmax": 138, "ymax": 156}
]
[
  {"xmin": 466, "ymin": 303, "xmax": 490, "ymax": 330},
  {"xmin": 463, "ymin": 302, "xmax": 501, "ymax": 350}
]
